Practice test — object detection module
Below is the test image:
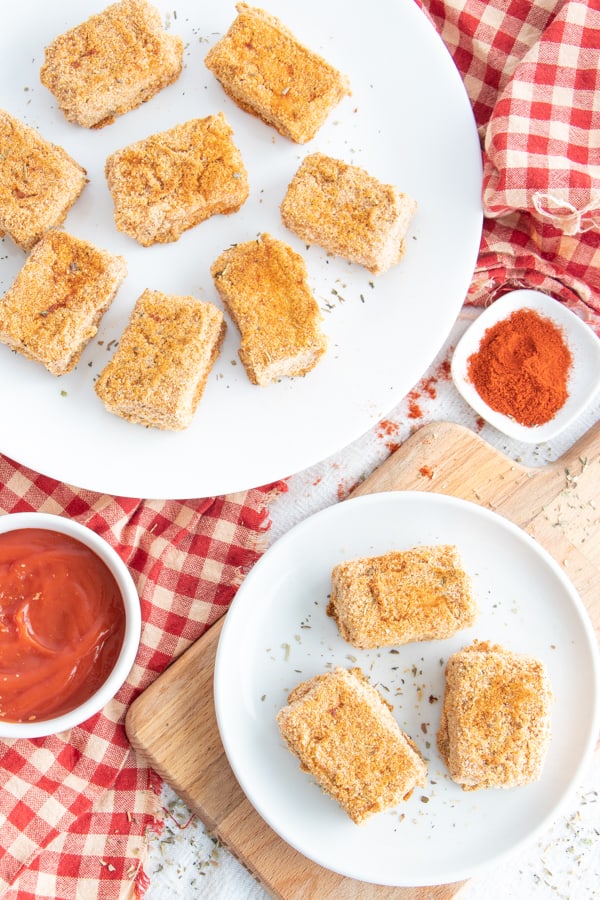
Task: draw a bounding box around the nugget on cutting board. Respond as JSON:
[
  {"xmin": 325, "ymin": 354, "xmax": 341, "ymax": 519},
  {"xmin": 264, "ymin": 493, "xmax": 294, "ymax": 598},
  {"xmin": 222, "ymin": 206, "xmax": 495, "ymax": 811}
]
[
  {"xmin": 281, "ymin": 153, "xmax": 417, "ymax": 274},
  {"xmin": 40, "ymin": 0, "xmax": 184, "ymax": 128},
  {"xmin": 105, "ymin": 114, "xmax": 249, "ymax": 246},
  {"xmin": 0, "ymin": 230, "xmax": 126, "ymax": 375},
  {"xmin": 210, "ymin": 232, "xmax": 327, "ymax": 386},
  {"xmin": 95, "ymin": 289, "xmax": 226, "ymax": 430},
  {"xmin": 0, "ymin": 110, "xmax": 87, "ymax": 251},
  {"xmin": 437, "ymin": 640, "xmax": 552, "ymax": 790},
  {"xmin": 205, "ymin": 3, "xmax": 350, "ymax": 143},
  {"xmin": 328, "ymin": 544, "xmax": 477, "ymax": 649},
  {"xmin": 277, "ymin": 666, "xmax": 427, "ymax": 824}
]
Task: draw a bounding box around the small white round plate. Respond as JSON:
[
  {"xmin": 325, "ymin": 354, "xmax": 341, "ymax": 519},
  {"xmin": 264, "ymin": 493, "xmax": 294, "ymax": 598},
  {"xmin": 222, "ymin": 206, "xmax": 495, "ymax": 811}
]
[
  {"xmin": 214, "ymin": 491, "xmax": 600, "ymax": 887},
  {"xmin": 451, "ymin": 290, "xmax": 600, "ymax": 443}
]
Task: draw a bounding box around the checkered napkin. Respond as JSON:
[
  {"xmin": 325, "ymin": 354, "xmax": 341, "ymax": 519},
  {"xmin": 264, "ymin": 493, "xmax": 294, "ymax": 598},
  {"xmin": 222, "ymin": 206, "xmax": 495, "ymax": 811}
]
[
  {"xmin": 0, "ymin": 453, "xmax": 283, "ymax": 899},
  {"xmin": 421, "ymin": 0, "xmax": 600, "ymax": 330}
]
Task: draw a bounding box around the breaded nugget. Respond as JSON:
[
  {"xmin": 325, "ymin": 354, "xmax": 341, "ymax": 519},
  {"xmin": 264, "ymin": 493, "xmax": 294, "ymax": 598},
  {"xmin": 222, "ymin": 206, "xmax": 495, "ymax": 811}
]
[
  {"xmin": 94, "ymin": 289, "xmax": 226, "ymax": 430},
  {"xmin": 281, "ymin": 152, "xmax": 417, "ymax": 274},
  {"xmin": 0, "ymin": 110, "xmax": 87, "ymax": 251},
  {"xmin": 105, "ymin": 114, "xmax": 249, "ymax": 246},
  {"xmin": 40, "ymin": 0, "xmax": 184, "ymax": 128},
  {"xmin": 205, "ymin": 3, "xmax": 350, "ymax": 143},
  {"xmin": 0, "ymin": 230, "xmax": 126, "ymax": 375},
  {"xmin": 277, "ymin": 666, "xmax": 427, "ymax": 824},
  {"xmin": 328, "ymin": 545, "xmax": 477, "ymax": 649},
  {"xmin": 437, "ymin": 641, "xmax": 552, "ymax": 790},
  {"xmin": 211, "ymin": 232, "xmax": 327, "ymax": 386}
]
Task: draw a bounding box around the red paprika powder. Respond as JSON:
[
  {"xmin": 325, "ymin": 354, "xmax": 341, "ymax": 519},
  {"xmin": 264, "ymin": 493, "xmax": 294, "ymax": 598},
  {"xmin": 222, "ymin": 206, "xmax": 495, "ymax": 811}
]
[{"xmin": 467, "ymin": 307, "xmax": 572, "ymax": 427}]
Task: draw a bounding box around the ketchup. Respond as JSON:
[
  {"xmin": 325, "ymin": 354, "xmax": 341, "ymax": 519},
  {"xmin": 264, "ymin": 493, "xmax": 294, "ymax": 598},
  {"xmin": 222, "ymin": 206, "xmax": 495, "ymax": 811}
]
[{"xmin": 0, "ymin": 528, "xmax": 126, "ymax": 724}]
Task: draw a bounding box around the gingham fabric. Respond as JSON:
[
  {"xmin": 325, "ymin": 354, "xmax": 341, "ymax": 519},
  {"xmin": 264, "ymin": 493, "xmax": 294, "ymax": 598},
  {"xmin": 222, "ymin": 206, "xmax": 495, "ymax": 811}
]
[
  {"xmin": 422, "ymin": 0, "xmax": 600, "ymax": 330},
  {"xmin": 0, "ymin": 454, "xmax": 283, "ymax": 899}
]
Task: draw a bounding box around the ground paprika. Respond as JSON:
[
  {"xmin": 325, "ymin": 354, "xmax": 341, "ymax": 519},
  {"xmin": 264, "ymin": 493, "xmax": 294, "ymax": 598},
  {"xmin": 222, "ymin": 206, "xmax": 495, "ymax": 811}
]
[{"xmin": 467, "ymin": 307, "xmax": 572, "ymax": 427}]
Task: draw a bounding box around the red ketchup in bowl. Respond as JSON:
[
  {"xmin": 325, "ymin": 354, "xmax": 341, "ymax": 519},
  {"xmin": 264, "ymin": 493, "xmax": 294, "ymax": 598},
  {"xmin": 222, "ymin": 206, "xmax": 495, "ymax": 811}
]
[{"xmin": 0, "ymin": 528, "xmax": 126, "ymax": 724}]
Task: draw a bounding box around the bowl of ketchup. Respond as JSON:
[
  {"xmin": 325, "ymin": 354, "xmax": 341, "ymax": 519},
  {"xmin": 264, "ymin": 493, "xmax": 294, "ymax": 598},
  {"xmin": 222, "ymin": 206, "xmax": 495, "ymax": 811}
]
[{"xmin": 0, "ymin": 512, "xmax": 141, "ymax": 738}]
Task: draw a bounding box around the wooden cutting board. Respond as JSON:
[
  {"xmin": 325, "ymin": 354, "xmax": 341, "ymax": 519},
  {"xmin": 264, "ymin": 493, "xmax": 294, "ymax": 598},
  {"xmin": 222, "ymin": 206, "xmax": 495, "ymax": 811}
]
[{"xmin": 126, "ymin": 420, "xmax": 600, "ymax": 899}]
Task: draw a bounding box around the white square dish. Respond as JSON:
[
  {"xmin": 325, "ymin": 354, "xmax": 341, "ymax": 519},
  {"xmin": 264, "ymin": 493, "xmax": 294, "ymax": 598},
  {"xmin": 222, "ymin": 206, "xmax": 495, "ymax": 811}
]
[{"xmin": 451, "ymin": 290, "xmax": 600, "ymax": 443}]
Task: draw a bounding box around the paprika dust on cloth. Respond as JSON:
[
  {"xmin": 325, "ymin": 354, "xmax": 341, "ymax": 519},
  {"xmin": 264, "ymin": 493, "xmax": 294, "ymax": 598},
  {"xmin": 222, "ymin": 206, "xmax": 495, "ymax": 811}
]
[{"xmin": 467, "ymin": 307, "xmax": 572, "ymax": 427}]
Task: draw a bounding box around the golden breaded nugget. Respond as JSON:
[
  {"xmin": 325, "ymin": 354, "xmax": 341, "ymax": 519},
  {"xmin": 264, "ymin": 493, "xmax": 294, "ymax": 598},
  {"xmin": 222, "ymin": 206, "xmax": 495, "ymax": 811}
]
[
  {"xmin": 205, "ymin": 3, "xmax": 350, "ymax": 143},
  {"xmin": 105, "ymin": 114, "xmax": 249, "ymax": 246},
  {"xmin": 281, "ymin": 152, "xmax": 417, "ymax": 274},
  {"xmin": 40, "ymin": 0, "xmax": 183, "ymax": 128},
  {"xmin": 437, "ymin": 641, "xmax": 552, "ymax": 790},
  {"xmin": 211, "ymin": 232, "xmax": 327, "ymax": 386},
  {"xmin": 0, "ymin": 230, "xmax": 126, "ymax": 375},
  {"xmin": 94, "ymin": 289, "xmax": 226, "ymax": 430},
  {"xmin": 277, "ymin": 667, "xmax": 427, "ymax": 824},
  {"xmin": 0, "ymin": 110, "xmax": 87, "ymax": 251},
  {"xmin": 328, "ymin": 545, "xmax": 477, "ymax": 649}
]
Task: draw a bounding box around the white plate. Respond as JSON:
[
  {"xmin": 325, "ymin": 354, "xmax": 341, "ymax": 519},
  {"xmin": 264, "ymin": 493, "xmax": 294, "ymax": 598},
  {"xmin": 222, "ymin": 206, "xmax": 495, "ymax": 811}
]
[
  {"xmin": 214, "ymin": 492, "xmax": 600, "ymax": 887},
  {"xmin": 0, "ymin": 1, "xmax": 482, "ymax": 498},
  {"xmin": 451, "ymin": 290, "xmax": 600, "ymax": 443}
]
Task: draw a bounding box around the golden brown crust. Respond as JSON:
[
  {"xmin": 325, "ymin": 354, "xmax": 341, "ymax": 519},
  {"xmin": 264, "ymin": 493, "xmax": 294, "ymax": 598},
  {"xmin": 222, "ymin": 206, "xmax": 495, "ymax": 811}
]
[
  {"xmin": 0, "ymin": 230, "xmax": 126, "ymax": 375},
  {"xmin": 105, "ymin": 114, "xmax": 249, "ymax": 246},
  {"xmin": 0, "ymin": 110, "xmax": 87, "ymax": 251},
  {"xmin": 277, "ymin": 667, "xmax": 427, "ymax": 824},
  {"xmin": 437, "ymin": 640, "xmax": 552, "ymax": 790},
  {"xmin": 328, "ymin": 545, "xmax": 477, "ymax": 649},
  {"xmin": 94, "ymin": 289, "xmax": 225, "ymax": 430},
  {"xmin": 210, "ymin": 232, "xmax": 327, "ymax": 385},
  {"xmin": 205, "ymin": 3, "xmax": 350, "ymax": 143},
  {"xmin": 281, "ymin": 152, "xmax": 417, "ymax": 274},
  {"xmin": 40, "ymin": 0, "xmax": 184, "ymax": 128}
]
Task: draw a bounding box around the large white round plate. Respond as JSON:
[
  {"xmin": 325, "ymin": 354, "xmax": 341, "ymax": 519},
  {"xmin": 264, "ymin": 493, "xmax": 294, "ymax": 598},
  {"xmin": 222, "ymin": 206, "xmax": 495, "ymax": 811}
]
[
  {"xmin": 0, "ymin": 2, "xmax": 482, "ymax": 498},
  {"xmin": 214, "ymin": 492, "xmax": 600, "ymax": 886}
]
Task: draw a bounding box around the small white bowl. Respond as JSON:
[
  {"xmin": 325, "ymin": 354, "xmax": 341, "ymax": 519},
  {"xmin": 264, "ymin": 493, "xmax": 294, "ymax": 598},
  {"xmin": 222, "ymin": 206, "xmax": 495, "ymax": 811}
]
[
  {"xmin": 452, "ymin": 290, "xmax": 600, "ymax": 443},
  {"xmin": 0, "ymin": 512, "xmax": 140, "ymax": 739}
]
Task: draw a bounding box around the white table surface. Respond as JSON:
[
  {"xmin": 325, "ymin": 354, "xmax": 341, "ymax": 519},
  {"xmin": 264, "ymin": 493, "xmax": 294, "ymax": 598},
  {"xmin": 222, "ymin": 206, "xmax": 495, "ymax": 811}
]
[{"xmin": 144, "ymin": 309, "xmax": 600, "ymax": 899}]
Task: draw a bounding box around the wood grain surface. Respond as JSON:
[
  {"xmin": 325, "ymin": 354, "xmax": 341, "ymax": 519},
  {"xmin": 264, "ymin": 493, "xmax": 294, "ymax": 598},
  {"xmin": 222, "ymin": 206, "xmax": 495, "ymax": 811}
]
[{"xmin": 126, "ymin": 420, "xmax": 600, "ymax": 898}]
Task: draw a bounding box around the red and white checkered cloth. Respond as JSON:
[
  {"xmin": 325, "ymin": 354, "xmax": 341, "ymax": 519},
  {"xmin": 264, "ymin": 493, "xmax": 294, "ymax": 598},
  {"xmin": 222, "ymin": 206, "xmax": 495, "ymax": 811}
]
[
  {"xmin": 0, "ymin": 455, "xmax": 284, "ymax": 899},
  {"xmin": 422, "ymin": 0, "xmax": 600, "ymax": 331}
]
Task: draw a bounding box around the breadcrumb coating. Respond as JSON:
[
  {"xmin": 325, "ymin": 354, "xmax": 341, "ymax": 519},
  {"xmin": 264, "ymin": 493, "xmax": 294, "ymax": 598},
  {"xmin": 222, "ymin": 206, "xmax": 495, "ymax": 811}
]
[
  {"xmin": 328, "ymin": 545, "xmax": 477, "ymax": 649},
  {"xmin": 281, "ymin": 152, "xmax": 417, "ymax": 274},
  {"xmin": 211, "ymin": 232, "xmax": 327, "ymax": 385},
  {"xmin": 205, "ymin": 3, "xmax": 350, "ymax": 143},
  {"xmin": 0, "ymin": 230, "xmax": 126, "ymax": 375},
  {"xmin": 94, "ymin": 289, "xmax": 225, "ymax": 430},
  {"xmin": 277, "ymin": 667, "xmax": 427, "ymax": 824},
  {"xmin": 40, "ymin": 0, "xmax": 184, "ymax": 128},
  {"xmin": 437, "ymin": 640, "xmax": 552, "ymax": 790},
  {"xmin": 0, "ymin": 110, "xmax": 87, "ymax": 251},
  {"xmin": 105, "ymin": 114, "xmax": 249, "ymax": 246}
]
